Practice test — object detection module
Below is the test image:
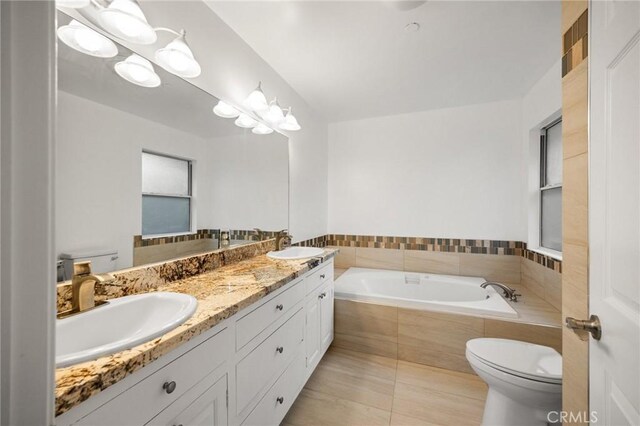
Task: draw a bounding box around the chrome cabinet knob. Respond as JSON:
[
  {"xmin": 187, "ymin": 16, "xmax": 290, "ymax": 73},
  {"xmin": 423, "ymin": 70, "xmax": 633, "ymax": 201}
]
[
  {"xmin": 163, "ymin": 381, "xmax": 177, "ymax": 394},
  {"xmin": 318, "ymin": 292, "xmax": 327, "ymax": 299},
  {"xmin": 276, "ymin": 346, "xmax": 284, "ymax": 354},
  {"xmin": 277, "ymin": 396, "xmax": 284, "ymax": 404},
  {"xmin": 276, "ymin": 304, "xmax": 284, "ymax": 311}
]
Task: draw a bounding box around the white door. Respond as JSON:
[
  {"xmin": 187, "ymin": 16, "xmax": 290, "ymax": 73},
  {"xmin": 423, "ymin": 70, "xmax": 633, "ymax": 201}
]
[{"xmin": 589, "ymin": 1, "xmax": 640, "ymax": 425}]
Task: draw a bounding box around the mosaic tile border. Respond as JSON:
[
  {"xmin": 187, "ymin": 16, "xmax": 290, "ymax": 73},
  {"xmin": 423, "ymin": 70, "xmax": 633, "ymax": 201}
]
[
  {"xmin": 562, "ymin": 9, "xmax": 588, "ymax": 77},
  {"xmin": 293, "ymin": 235, "xmax": 328, "ymax": 248},
  {"xmin": 523, "ymin": 249, "xmax": 562, "ymax": 273},
  {"xmin": 134, "ymin": 229, "xmax": 284, "ymax": 248}
]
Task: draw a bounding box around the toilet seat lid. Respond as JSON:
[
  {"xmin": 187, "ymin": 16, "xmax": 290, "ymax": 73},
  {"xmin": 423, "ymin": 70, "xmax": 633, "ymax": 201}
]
[{"xmin": 466, "ymin": 338, "xmax": 562, "ymax": 384}]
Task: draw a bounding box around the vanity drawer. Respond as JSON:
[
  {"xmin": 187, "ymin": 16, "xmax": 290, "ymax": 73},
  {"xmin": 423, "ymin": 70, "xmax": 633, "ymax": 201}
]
[
  {"xmin": 236, "ymin": 308, "xmax": 304, "ymax": 415},
  {"xmin": 75, "ymin": 327, "xmax": 231, "ymax": 426},
  {"xmin": 305, "ymin": 261, "xmax": 333, "ymax": 295},
  {"xmin": 236, "ymin": 278, "xmax": 304, "ymax": 350},
  {"xmin": 242, "ymin": 351, "xmax": 306, "ymax": 426}
]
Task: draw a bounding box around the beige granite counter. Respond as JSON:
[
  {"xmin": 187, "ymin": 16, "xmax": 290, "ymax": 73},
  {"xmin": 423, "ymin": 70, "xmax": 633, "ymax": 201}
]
[{"xmin": 55, "ymin": 248, "xmax": 337, "ymax": 417}]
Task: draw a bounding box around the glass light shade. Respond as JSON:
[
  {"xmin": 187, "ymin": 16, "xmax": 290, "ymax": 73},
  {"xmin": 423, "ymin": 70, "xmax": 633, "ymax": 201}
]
[
  {"xmin": 213, "ymin": 101, "xmax": 240, "ymax": 119},
  {"xmin": 57, "ymin": 20, "xmax": 118, "ymax": 58},
  {"xmin": 234, "ymin": 113, "xmax": 258, "ymax": 129},
  {"xmin": 279, "ymin": 108, "xmax": 301, "ymax": 131},
  {"xmin": 244, "ymin": 82, "xmax": 269, "ymax": 112},
  {"xmin": 264, "ymin": 98, "xmax": 285, "ymax": 124},
  {"xmin": 155, "ymin": 32, "xmax": 201, "ymax": 78},
  {"xmin": 252, "ymin": 123, "xmax": 274, "ymax": 135},
  {"xmin": 57, "ymin": 0, "xmax": 91, "ymax": 8},
  {"xmin": 98, "ymin": 0, "xmax": 157, "ymax": 45},
  {"xmin": 114, "ymin": 54, "xmax": 161, "ymax": 88}
]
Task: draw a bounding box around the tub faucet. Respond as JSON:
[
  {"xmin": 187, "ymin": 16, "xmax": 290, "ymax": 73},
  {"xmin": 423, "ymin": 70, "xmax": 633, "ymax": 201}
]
[
  {"xmin": 480, "ymin": 281, "xmax": 521, "ymax": 302},
  {"xmin": 58, "ymin": 261, "xmax": 114, "ymax": 318},
  {"xmin": 253, "ymin": 228, "xmax": 266, "ymax": 241}
]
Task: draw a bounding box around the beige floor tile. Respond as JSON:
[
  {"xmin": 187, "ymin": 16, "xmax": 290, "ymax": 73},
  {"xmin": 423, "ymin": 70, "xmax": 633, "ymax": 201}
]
[
  {"xmin": 403, "ymin": 250, "xmax": 459, "ymax": 275},
  {"xmin": 335, "ymin": 299, "xmax": 398, "ymax": 343},
  {"xmin": 397, "ymin": 344, "xmax": 474, "ymax": 374},
  {"xmin": 390, "ymin": 412, "xmax": 440, "ymax": 426},
  {"xmin": 283, "ymin": 388, "xmax": 392, "ymax": 426},
  {"xmin": 355, "ymin": 247, "xmax": 404, "ymax": 270},
  {"xmin": 305, "ymin": 349, "xmax": 397, "ymax": 410},
  {"xmin": 395, "ymin": 361, "xmax": 487, "ymax": 402},
  {"xmin": 334, "ymin": 332, "xmax": 398, "ymax": 359},
  {"xmin": 392, "ymin": 382, "xmax": 484, "ymax": 426}
]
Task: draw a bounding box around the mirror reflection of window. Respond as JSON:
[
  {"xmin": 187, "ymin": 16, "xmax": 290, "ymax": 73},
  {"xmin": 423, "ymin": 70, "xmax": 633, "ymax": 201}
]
[{"xmin": 141, "ymin": 152, "xmax": 192, "ymax": 236}]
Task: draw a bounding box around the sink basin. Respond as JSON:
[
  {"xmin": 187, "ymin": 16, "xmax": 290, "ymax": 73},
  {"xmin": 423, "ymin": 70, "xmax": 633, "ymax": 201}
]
[
  {"xmin": 267, "ymin": 246, "xmax": 325, "ymax": 260},
  {"xmin": 56, "ymin": 292, "xmax": 198, "ymax": 368}
]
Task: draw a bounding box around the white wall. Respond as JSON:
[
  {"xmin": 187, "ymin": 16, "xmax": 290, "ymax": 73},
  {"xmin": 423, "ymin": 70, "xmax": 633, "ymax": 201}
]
[
  {"xmin": 69, "ymin": 1, "xmax": 329, "ymax": 243},
  {"xmin": 521, "ymin": 60, "xmax": 562, "ymax": 248},
  {"xmin": 328, "ymin": 99, "xmax": 525, "ymax": 241}
]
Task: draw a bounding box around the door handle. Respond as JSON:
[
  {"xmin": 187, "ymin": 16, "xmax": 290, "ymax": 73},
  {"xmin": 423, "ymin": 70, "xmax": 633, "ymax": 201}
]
[{"xmin": 566, "ymin": 314, "xmax": 602, "ymax": 340}]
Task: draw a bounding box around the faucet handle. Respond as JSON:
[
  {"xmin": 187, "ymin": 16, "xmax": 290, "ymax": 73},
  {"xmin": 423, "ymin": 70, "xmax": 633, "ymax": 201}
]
[{"xmin": 73, "ymin": 261, "xmax": 93, "ymax": 277}]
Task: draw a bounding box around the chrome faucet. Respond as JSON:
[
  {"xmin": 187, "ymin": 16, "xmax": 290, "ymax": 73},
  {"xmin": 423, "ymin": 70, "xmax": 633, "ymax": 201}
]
[
  {"xmin": 275, "ymin": 229, "xmax": 292, "ymax": 251},
  {"xmin": 58, "ymin": 261, "xmax": 114, "ymax": 318},
  {"xmin": 253, "ymin": 228, "xmax": 266, "ymax": 241},
  {"xmin": 480, "ymin": 281, "xmax": 521, "ymax": 302}
]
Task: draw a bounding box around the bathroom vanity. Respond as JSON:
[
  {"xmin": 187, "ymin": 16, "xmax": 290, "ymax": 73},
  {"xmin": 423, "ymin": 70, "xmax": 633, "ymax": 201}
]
[{"xmin": 56, "ymin": 253, "xmax": 335, "ymax": 426}]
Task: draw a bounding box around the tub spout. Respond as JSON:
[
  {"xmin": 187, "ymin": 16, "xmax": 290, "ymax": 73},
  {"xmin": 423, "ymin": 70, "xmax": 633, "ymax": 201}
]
[{"xmin": 480, "ymin": 281, "xmax": 521, "ymax": 302}]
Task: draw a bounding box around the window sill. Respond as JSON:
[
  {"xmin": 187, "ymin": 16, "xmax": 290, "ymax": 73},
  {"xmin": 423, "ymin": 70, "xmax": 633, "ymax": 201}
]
[
  {"xmin": 142, "ymin": 231, "xmax": 197, "ymax": 240},
  {"xmin": 528, "ymin": 246, "xmax": 563, "ymax": 261}
]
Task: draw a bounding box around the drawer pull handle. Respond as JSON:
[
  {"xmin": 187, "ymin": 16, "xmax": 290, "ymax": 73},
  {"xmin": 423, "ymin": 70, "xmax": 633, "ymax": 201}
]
[
  {"xmin": 276, "ymin": 304, "xmax": 284, "ymax": 311},
  {"xmin": 318, "ymin": 292, "xmax": 326, "ymax": 299},
  {"xmin": 276, "ymin": 346, "xmax": 284, "ymax": 354},
  {"xmin": 320, "ymin": 274, "xmax": 326, "ymax": 279},
  {"xmin": 163, "ymin": 381, "xmax": 177, "ymax": 394},
  {"xmin": 277, "ymin": 396, "xmax": 284, "ymax": 404}
]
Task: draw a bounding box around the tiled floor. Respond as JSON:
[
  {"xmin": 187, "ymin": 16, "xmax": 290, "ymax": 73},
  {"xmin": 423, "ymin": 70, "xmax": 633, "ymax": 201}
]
[{"xmin": 282, "ymin": 346, "xmax": 487, "ymax": 426}]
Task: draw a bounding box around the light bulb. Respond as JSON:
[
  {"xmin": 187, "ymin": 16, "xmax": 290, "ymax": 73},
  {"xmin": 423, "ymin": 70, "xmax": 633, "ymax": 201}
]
[
  {"xmin": 252, "ymin": 123, "xmax": 274, "ymax": 135},
  {"xmin": 57, "ymin": 20, "xmax": 118, "ymax": 58},
  {"xmin": 98, "ymin": 0, "xmax": 157, "ymax": 45},
  {"xmin": 114, "ymin": 54, "xmax": 161, "ymax": 88},
  {"xmin": 155, "ymin": 31, "xmax": 201, "ymax": 78},
  {"xmin": 57, "ymin": 0, "xmax": 91, "ymax": 8},
  {"xmin": 264, "ymin": 98, "xmax": 285, "ymax": 124},
  {"xmin": 279, "ymin": 108, "xmax": 301, "ymax": 131},
  {"xmin": 213, "ymin": 101, "xmax": 240, "ymax": 119},
  {"xmin": 234, "ymin": 113, "xmax": 258, "ymax": 129},
  {"xmin": 244, "ymin": 82, "xmax": 269, "ymax": 112}
]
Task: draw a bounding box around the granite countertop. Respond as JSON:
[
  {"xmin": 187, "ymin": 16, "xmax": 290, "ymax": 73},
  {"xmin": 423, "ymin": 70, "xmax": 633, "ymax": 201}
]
[{"xmin": 55, "ymin": 249, "xmax": 337, "ymax": 417}]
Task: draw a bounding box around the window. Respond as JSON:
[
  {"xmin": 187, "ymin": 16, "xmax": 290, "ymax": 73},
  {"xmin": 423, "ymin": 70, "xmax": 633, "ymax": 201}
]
[
  {"xmin": 141, "ymin": 152, "xmax": 192, "ymax": 236},
  {"xmin": 540, "ymin": 119, "xmax": 562, "ymax": 252}
]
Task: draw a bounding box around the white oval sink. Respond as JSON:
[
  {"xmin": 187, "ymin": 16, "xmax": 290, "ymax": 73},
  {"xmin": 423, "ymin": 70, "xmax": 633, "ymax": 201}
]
[
  {"xmin": 56, "ymin": 292, "xmax": 198, "ymax": 368},
  {"xmin": 267, "ymin": 246, "xmax": 325, "ymax": 260}
]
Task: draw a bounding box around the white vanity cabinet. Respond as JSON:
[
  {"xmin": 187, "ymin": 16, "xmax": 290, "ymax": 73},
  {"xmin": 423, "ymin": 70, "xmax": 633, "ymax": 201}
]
[{"xmin": 57, "ymin": 258, "xmax": 334, "ymax": 426}]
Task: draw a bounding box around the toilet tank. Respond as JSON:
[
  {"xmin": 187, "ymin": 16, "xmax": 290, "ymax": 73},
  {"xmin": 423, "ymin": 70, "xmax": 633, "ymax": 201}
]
[{"xmin": 59, "ymin": 249, "xmax": 118, "ymax": 282}]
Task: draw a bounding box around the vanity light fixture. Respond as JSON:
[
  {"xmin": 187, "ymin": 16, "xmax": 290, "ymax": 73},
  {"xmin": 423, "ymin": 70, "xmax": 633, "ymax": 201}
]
[
  {"xmin": 56, "ymin": 0, "xmax": 91, "ymax": 8},
  {"xmin": 57, "ymin": 19, "xmax": 118, "ymax": 58},
  {"xmin": 252, "ymin": 123, "xmax": 274, "ymax": 135},
  {"xmin": 98, "ymin": 0, "xmax": 157, "ymax": 45},
  {"xmin": 279, "ymin": 107, "xmax": 301, "ymax": 131},
  {"xmin": 114, "ymin": 54, "xmax": 161, "ymax": 88},
  {"xmin": 155, "ymin": 29, "xmax": 201, "ymax": 78},
  {"xmin": 264, "ymin": 98, "xmax": 285, "ymax": 125},
  {"xmin": 244, "ymin": 82, "xmax": 269, "ymax": 112},
  {"xmin": 213, "ymin": 101, "xmax": 240, "ymax": 118},
  {"xmin": 234, "ymin": 113, "xmax": 259, "ymax": 129}
]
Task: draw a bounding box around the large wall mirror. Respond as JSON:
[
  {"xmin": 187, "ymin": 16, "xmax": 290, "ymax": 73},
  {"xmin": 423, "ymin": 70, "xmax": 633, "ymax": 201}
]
[{"xmin": 56, "ymin": 11, "xmax": 289, "ymax": 279}]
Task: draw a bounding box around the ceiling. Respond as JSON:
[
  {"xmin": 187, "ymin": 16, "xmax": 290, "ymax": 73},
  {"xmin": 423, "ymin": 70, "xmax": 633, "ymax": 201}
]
[{"xmin": 207, "ymin": 1, "xmax": 561, "ymax": 122}]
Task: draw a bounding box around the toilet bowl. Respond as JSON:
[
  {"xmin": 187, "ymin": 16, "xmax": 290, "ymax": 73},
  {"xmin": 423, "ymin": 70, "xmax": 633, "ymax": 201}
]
[{"xmin": 466, "ymin": 338, "xmax": 562, "ymax": 426}]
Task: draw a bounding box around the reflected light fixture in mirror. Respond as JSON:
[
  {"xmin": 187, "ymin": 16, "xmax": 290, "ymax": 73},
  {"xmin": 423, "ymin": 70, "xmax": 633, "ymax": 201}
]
[
  {"xmin": 155, "ymin": 30, "xmax": 202, "ymax": 78},
  {"xmin": 252, "ymin": 123, "xmax": 274, "ymax": 135},
  {"xmin": 235, "ymin": 113, "xmax": 258, "ymax": 128},
  {"xmin": 279, "ymin": 107, "xmax": 301, "ymax": 131},
  {"xmin": 98, "ymin": 0, "xmax": 157, "ymax": 45},
  {"xmin": 57, "ymin": 0, "xmax": 91, "ymax": 8},
  {"xmin": 244, "ymin": 82, "xmax": 269, "ymax": 112},
  {"xmin": 264, "ymin": 98, "xmax": 285, "ymax": 125},
  {"xmin": 213, "ymin": 101, "xmax": 240, "ymax": 118},
  {"xmin": 114, "ymin": 54, "xmax": 161, "ymax": 87},
  {"xmin": 57, "ymin": 19, "xmax": 118, "ymax": 58}
]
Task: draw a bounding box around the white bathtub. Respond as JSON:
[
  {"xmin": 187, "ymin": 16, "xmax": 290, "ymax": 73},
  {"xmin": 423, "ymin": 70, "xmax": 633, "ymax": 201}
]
[{"xmin": 335, "ymin": 268, "xmax": 518, "ymax": 318}]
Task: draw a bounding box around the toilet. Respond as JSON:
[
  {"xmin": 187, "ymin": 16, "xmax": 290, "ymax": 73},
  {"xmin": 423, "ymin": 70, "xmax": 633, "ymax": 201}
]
[{"xmin": 466, "ymin": 338, "xmax": 562, "ymax": 426}]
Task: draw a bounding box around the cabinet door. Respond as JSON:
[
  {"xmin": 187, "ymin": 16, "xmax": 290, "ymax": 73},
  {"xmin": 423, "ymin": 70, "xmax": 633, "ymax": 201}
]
[
  {"xmin": 149, "ymin": 374, "xmax": 228, "ymax": 426},
  {"xmin": 305, "ymin": 296, "xmax": 320, "ymax": 368},
  {"xmin": 320, "ymin": 282, "xmax": 334, "ymax": 351}
]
